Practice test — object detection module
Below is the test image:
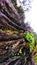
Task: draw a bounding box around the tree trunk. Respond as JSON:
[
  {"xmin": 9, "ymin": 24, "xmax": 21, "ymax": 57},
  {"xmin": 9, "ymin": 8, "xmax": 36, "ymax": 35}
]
[
  {"xmin": 0, "ymin": 0, "xmax": 24, "ymax": 30},
  {"xmin": 0, "ymin": 0, "xmax": 26, "ymax": 64}
]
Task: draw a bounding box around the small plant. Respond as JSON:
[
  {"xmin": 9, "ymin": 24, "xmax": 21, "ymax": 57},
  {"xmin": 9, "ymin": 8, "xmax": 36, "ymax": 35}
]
[
  {"xmin": 24, "ymin": 31, "xmax": 34, "ymax": 43},
  {"xmin": 24, "ymin": 31, "xmax": 35, "ymax": 52}
]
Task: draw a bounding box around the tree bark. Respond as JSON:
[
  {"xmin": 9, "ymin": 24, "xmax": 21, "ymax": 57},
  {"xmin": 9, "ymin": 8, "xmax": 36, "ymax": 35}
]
[
  {"xmin": 0, "ymin": 0, "xmax": 24, "ymax": 30},
  {"xmin": 0, "ymin": 0, "xmax": 26, "ymax": 64}
]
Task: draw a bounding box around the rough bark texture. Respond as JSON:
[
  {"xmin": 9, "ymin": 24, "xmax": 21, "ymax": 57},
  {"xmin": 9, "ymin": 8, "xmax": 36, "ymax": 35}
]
[
  {"xmin": 0, "ymin": 0, "xmax": 24, "ymax": 30},
  {"xmin": 0, "ymin": 0, "xmax": 34, "ymax": 65},
  {"xmin": 0, "ymin": 0, "xmax": 26, "ymax": 65}
]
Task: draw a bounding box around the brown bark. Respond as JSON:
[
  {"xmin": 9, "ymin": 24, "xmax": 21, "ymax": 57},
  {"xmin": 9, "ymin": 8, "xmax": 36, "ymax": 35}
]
[
  {"xmin": 0, "ymin": 0, "xmax": 24, "ymax": 30},
  {"xmin": 0, "ymin": 0, "xmax": 26, "ymax": 64}
]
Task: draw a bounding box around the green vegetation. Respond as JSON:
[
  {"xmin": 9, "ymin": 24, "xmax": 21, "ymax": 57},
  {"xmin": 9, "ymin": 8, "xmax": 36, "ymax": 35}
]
[
  {"xmin": 18, "ymin": 49, "xmax": 22, "ymax": 54},
  {"xmin": 33, "ymin": 53, "xmax": 37, "ymax": 64},
  {"xmin": 24, "ymin": 31, "xmax": 37, "ymax": 64},
  {"xmin": 35, "ymin": 40, "xmax": 37, "ymax": 45},
  {"xmin": 24, "ymin": 31, "xmax": 35, "ymax": 52},
  {"xmin": 15, "ymin": 49, "xmax": 22, "ymax": 56},
  {"xmin": 24, "ymin": 32, "xmax": 34, "ymax": 43}
]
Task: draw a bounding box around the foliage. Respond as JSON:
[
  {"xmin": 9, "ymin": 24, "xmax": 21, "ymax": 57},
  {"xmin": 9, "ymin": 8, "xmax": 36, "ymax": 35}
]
[
  {"xmin": 24, "ymin": 31, "xmax": 35, "ymax": 52},
  {"xmin": 24, "ymin": 32, "xmax": 34, "ymax": 43}
]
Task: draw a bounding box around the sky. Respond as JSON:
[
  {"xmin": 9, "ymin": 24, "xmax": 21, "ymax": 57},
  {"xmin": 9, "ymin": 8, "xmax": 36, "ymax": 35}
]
[{"xmin": 16, "ymin": 0, "xmax": 37, "ymax": 33}]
